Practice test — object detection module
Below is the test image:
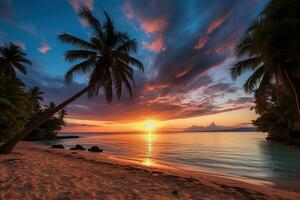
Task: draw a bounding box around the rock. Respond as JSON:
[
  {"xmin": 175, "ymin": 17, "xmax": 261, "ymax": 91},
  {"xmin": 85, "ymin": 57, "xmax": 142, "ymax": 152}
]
[
  {"xmin": 88, "ymin": 146, "xmax": 103, "ymax": 152},
  {"xmin": 51, "ymin": 144, "xmax": 65, "ymax": 149},
  {"xmin": 172, "ymin": 190, "xmax": 178, "ymax": 195},
  {"xmin": 70, "ymin": 144, "xmax": 85, "ymax": 151}
]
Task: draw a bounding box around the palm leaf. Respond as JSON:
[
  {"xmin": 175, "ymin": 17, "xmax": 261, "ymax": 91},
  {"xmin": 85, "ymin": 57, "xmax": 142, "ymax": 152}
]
[
  {"xmin": 58, "ymin": 33, "xmax": 96, "ymax": 50},
  {"xmin": 231, "ymin": 57, "xmax": 261, "ymax": 80},
  {"xmin": 65, "ymin": 50, "xmax": 96, "ymax": 62},
  {"xmin": 79, "ymin": 7, "xmax": 103, "ymax": 39},
  {"xmin": 65, "ymin": 59, "xmax": 95, "ymax": 83},
  {"xmin": 243, "ymin": 65, "xmax": 266, "ymax": 93}
]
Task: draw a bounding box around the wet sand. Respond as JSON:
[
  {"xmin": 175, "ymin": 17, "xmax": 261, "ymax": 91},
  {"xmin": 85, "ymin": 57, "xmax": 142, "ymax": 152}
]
[{"xmin": 0, "ymin": 142, "xmax": 300, "ymax": 200}]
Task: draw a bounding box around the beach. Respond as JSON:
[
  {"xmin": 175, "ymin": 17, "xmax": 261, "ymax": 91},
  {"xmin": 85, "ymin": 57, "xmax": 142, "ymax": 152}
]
[{"xmin": 1, "ymin": 142, "xmax": 300, "ymax": 200}]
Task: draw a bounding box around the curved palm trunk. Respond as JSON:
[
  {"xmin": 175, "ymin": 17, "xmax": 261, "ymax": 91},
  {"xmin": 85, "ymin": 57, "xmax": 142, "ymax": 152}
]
[
  {"xmin": 283, "ymin": 69, "xmax": 300, "ymax": 117},
  {"xmin": 0, "ymin": 86, "xmax": 90, "ymax": 154}
]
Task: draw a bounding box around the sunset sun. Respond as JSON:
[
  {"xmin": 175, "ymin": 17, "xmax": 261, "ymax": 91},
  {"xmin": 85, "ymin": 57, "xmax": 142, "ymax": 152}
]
[{"xmin": 146, "ymin": 120, "xmax": 155, "ymax": 130}]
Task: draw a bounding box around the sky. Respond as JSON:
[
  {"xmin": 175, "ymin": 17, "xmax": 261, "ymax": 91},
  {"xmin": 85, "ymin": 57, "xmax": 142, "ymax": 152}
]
[{"xmin": 0, "ymin": 0, "xmax": 268, "ymax": 132}]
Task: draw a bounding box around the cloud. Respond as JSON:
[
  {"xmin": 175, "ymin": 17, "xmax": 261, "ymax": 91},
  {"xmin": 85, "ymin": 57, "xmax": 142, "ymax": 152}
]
[
  {"xmin": 123, "ymin": 0, "xmax": 170, "ymax": 52},
  {"xmin": 185, "ymin": 122, "xmax": 227, "ymax": 131},
  {"xmin": 142, "ymin": 34, "xmax": 165, "ymax": 52},
  {"xmin": 15, "ymin": 0, "xmax": 266, "ymax": 125},
  {"xmin": 69, "ymin": 0, "xmax": 93, "ymax": 11},
  {"xmin": 194, "ymin": 36, "xmax": 208, "ymax": 50},
  {"xmin": 0, "ymin": 0, "xmax": 38, "ymax": 36},
  {"xmin": 38, "ymin": 42, "xmax": 51, "ymax": 54},
  {"xmin": 206, "ymin": 9, "xmax": 233, "ymax": 34},
  {"xmin": 69, "ymin": 0, "xmax": 94, "ymax": 27},
  {"xmin": 184, "ymin": 122, "xmax": 256, "ymax": 132}
]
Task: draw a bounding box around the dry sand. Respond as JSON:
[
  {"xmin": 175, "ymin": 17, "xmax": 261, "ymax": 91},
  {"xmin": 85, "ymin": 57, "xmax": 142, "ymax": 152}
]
[{"xmin": 1, "ymin": 142, "xmax": 300, "ymax": 200}]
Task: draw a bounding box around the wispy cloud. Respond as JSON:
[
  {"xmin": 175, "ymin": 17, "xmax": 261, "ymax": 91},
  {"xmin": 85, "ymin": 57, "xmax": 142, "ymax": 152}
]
[
  {"xmin": 38, "ymin": 42, "xmax": 51, "ymax": 54},
  {"xmin": 69, "ymin": 0, "xmax": 94, "ymax": 27}
]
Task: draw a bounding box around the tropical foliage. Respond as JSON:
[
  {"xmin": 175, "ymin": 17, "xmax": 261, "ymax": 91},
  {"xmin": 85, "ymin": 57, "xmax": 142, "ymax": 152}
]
[
  {"xmin": 0, "ymin": 43, "xmax": 66, "ymax": 142},
  {"xmin": 232, "ymin": 0, "xmax": 300, "ymax": 145},
  {"xmin": 25, "ymin": 102, "xmax": 66, "ymax": 141},
  {"xmin": 0, "ymin": 43, "xmax": 32, "ymax": 79},
  {"xmin": 0, "ymin": 76, "xmax": 33, "ymax": 142},
  {"xmin": 0, "ymin": 7, "xmax": 143, "ymax": 154},
  {"xmin": 58, "ymin": 7, "xmax": 144, "ymax": 101}
]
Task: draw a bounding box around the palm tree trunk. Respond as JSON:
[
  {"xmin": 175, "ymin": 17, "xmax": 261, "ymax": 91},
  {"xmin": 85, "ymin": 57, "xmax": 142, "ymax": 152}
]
[
  {"xmin": 283, "ymin": 69, "xmax": 300, "ymax": 117},
  {"xmin": 0, "ymin": 86, "xmax": 90, "ymax": 154}
]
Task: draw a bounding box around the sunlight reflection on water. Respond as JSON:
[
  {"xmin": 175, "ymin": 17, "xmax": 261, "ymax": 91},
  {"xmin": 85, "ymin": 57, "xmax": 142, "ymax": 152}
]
[{"xmin": 54, "ymin": 131, "xmax": 300, "ymax": 188}]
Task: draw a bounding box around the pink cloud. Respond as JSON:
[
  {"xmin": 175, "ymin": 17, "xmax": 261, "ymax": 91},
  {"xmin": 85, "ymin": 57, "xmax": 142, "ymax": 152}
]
[
  {"xmin": 69, "ymin": 0, "xmax": 93, "ymax": 11},
  {"xmin": 195, "ymin": 10, "xmax": 233, "ymax": 50},
  {"xmin": 194, "ymin": 36, "xmax": 208, "ymax": 50},
  {"xmin": 140, "ymin": 18, "xmax": 167, "ymax": 34},
  {"xmin": 122, "ymin": 1, "xmax": 134, "ymax": 20},
  {"xmin": 38, "ymin": 42, "xmax": 51, "ymax": 54},
  {"xmin": 142, "ymin": 34, "xmax": 166, "ymax": 52},
  {"xmin": 69, "ymin": 0, "xmax": 94, "ymax": 26},
  {"xmin": 122, "ymin": 1, "xmax": 168, "ymax": 52},
  {"xmin": 206, "ymin": 10, "xmax": 233, "ymax": 34}
]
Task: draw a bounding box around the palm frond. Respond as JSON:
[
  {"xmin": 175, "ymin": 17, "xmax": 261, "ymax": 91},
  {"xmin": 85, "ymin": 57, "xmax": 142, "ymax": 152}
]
[
  {"xmin": 65, "ymin": 59, "xmax": 95, "ymax": 83},
  {"xmin": 58, "ymin": 33, "xmax": 96, "ymax": 50},
  {"xmin": 231, "ymin": 57, "xmax": 261, "ymax": 80},
  {"xmin": 243, "ymin": 65, "xmax": 266, "ymax": 93},
  {"xmin": 13, "ymin": 63, "xmax": 27, "ymax": 74},
  {"xmin": 246, "ymin": 16, "xmax": 265, "ymax": 33},
  {"xmin": 79, "ymin": 6, "xmax": 103, "ymax": 39},
  {"xmin": 115, "ymin": 52, "xmax": 144, "ymax": 72},
  {"xmin": 236, "ymin": 33, "xmax": 256, "ymax": 57},
  {"xmin": 116, "ymin": 39, "xmax": 137, "ymax": 53},
  {"xmin": 65, "ymin": 50, "xmax": 96, "ymax": 62}
]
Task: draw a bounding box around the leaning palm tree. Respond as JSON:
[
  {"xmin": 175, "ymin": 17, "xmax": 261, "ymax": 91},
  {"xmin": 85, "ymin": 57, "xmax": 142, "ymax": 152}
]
[
  {"xmin": 230, "ymin": 0, "xmax": 300, "ymax": 116},
  {"xmin": 0, "ymin": 43, "xmax": 32, "ymax": 78},
  {"xmin": 0, "ymin": 7, "xmax": 143, "ymax": 154}
]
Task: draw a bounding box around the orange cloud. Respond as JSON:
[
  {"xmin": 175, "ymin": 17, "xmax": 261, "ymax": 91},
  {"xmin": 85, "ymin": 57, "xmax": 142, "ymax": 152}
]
[
  {"xmin": 176, "ymin": 66, "xmax": 193, "ymax": 78},
  {"xmin": 194, "ymin": 36, "xmax": 208, "ymax": 50},
  {"xmin": 146, "ymin": 82, "xmax": 169, "ymax": 91},
  {"xmin": 206, "ymin": 10, "xmax": 233, "ymax": 34}
]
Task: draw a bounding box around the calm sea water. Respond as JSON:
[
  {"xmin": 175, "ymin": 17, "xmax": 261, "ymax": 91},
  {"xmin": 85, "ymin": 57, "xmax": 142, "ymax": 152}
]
[{"xmin": 51, "ymin": 132, "xmax": 300, "ymax": 189}]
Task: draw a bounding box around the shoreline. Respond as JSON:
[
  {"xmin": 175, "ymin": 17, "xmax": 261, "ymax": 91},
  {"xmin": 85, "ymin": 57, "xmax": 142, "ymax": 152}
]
[{"xmin": 1, "ymin": 142, "xmax": 300, "ymax": 199}]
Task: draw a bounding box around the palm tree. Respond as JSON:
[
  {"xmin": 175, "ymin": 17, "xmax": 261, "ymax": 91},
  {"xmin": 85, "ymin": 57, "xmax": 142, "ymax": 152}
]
[
  {"xmin": 230, "ymin": 0, "xmax": 300, "ymax": 116},
  {"xmin": 27, "ymin": 86, "xmax": 44, "ymax": 113},
  {"xmin": 0, "ymin": 7, "xmax": 144, "ymax": 154},
  {"xmin": 0, "ymin": 43, "xmax": 32, "ymax": 78},
  {"xmin": 28, "ymin": 86, "xmax": 44, "ymax": 101}
]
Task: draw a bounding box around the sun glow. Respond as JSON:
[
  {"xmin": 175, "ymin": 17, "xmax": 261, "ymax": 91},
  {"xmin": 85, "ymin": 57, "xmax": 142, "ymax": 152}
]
[
  {"xmin": 146, "ymin": 120, "xmax": 155, "ymax": 130},
  {"xmin": 134, "ymin": 119, "xmax": 162, "ymax": 132}
]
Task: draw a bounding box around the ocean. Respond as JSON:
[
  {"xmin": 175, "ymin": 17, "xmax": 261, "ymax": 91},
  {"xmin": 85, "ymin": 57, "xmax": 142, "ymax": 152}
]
[{"xmin": 50, "ymin": 131, "xmax": 300, "ymax": 190}]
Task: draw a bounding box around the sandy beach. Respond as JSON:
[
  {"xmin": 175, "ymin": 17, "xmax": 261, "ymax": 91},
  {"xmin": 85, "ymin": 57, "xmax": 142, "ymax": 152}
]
[{"xmin": 0, "ymin": 142, "xmax": 300, "ymax": 200}]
